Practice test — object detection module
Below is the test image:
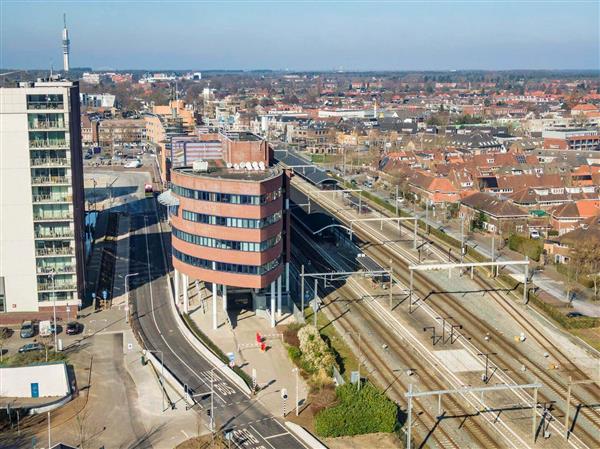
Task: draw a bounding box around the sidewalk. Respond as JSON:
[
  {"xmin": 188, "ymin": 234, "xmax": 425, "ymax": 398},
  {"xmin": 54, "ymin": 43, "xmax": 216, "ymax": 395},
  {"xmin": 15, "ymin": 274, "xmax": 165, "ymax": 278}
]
[{"xmin": 187, "ymin": 283, "xmax": 309, "ymax": 418}]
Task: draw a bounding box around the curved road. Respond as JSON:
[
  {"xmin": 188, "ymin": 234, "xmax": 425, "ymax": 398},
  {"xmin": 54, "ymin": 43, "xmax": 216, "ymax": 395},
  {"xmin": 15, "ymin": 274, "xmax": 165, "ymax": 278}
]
[{"xmin": 128, "ymin": 197, "xmax": 308, "ymax": 449}]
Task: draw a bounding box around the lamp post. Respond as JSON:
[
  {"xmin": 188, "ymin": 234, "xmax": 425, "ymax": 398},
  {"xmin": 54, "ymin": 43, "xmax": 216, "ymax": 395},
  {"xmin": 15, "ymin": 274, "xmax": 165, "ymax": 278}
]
[
  {"xmin": 49, "ymin": 269, "xmax": 57, "ymax": 353},
  {"xmin": 124, "ymin": 273, "xmax": 139, "ymax": 324},
  {"xmin": 147, "ymin": 349, "xmax": 165, "ymax": 411},
  {"xmin": 345, "ymin": 331, "xmax": 362, "ymax": 390},
  {"xmin": 293, "ymin": 367, "xmax": 299, "ymax": 416}
]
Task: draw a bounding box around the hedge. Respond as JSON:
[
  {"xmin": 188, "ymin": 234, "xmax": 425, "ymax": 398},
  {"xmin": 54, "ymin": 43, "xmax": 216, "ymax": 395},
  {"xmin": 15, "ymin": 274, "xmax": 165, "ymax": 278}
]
[
  {"xmin": 314, "ymin": 382, "xmax": 398, "ymax": 437},
  {"xmin": 508, "ymin": 234, "xmax": 543, "ymax": 262},
  {"xmin": 182, "ymin": 314, "xmax": 254, "ymax": 389},
  {"xmin": 496, "ymin": 274, "xmax": 598, "ymax": 329}
]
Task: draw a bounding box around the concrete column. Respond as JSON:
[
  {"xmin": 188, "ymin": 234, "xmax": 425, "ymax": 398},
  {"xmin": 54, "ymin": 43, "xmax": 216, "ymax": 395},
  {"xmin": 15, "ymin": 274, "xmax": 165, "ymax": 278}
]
[
  {"xmin": 285, "ymin": 262, "xmax": 290, "ymax": 293},
  {"xmin": 174, "ymin": 268, "xmax": 180, "ymax": 305},
  {"xmin": 270, "ymin": 281, "xmax": 276, "ymax": 328},
  {"xmin": 222, "ymin": 285, "xmax": 228, "ymax": 311},
  {"xmin": 212, "ymin": 282, "xmax": 218, "ymax": 330},
  {"xmin": 183, "ymin": 273, "xmax": 189, "ymax": 314},
  {"xmin": 277, "ymin": 275, "xmax": 282, "ymax": 316}
]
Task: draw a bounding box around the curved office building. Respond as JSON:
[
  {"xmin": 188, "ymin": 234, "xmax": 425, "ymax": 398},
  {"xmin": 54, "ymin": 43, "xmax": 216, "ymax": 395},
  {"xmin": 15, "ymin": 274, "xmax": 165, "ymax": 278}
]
[{"xmin": 168, "ymin": 158, "xmax": 289, "ymax": 329}]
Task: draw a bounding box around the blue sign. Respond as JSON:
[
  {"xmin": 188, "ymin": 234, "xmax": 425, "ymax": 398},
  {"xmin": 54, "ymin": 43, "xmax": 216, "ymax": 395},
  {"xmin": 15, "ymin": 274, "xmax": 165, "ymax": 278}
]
[
  {"xmin": 102, "ymin": 289, "xmax": 108, "ymax": 300},
  {"xmin": 30, "ymin": 383, "xmax": 39, "ymax": 398}
]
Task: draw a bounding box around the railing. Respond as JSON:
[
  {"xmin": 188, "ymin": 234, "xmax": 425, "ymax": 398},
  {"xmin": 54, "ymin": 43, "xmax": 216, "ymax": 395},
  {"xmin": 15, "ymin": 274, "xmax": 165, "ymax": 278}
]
[
  {"xmin": 28, "ymin": 121, "xmax": 65, "ymax": 130},
  {"xmin": 31, "ymin": 176, "xmax": 70, "ymax": 185},
  {"xmin": 34, "ymin": 230, "xmax": 74, "ymax": 239},
  {"xmin": 33, "ymin": 213, "xmax": 73, "ymax": 221},
  {"xmin": 30, "ymin": 158, "xmax": 69, "ymax": 167},
  {"xmin": 29, "ymin": 140, "xmax": 68, "ymax": 149},
  {"xmin": 36, "ymin": 247, "xmax": 74, "ymax": 256},
  {"xmin": 32, "ymin": 194, "xmax": 72, "ymax": 203},
  {"xmin": 37, "ymin": 282, "xmax": 77, "ymax": 291},
  {"xmin": 27, "ymin": 102, "xmax": 64, "ymax": 110},
  {"xmin": 37, "ymin": 266, "xmax": 75, "ymax": 274}
]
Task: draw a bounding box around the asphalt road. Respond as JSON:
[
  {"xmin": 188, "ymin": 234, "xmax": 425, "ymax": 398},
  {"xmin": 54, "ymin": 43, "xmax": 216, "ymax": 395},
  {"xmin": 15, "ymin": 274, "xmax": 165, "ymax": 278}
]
[{"xmin": 128, "ymin": 197, "xmax": 307, "ymax": 449}]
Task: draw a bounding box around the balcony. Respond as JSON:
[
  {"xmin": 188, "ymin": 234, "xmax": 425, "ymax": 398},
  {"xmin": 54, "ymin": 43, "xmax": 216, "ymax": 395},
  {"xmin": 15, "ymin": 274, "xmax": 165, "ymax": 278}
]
[
  {"xmin": 29, "ymin": 121, "xmax": 66, "ymax": 130},
  {"xmin": 27, "ymin": 102, "xmax": 64, "ymax": 111},
  {"xmin": 32, "ymin": 194, "xmax": 72, "ymax": 204},
  {"xmin": 36, "ymin": 247, "xmax": 75, "ymax": 257},
  {"xmin": 30, "ymin": 158, "xmax": 69, "ymax": 167},
  {"xmin": 37, "ymin": 266, "xmax": 76, "ymax": 275},
  {"xmin": 29, "ymin": 139, "xmax": 68, "ymax": 149},
  {"xmin": 31, "ymin": 176, "xmax": 70, "ymax": 185},
  {"xmin": 37, "ymin": 282, "xmax": 77, "ymax": 292},
  {"xmin": 33, "ymin": 213, "xmax": 73, "ymax": 222},
  {"xmin": 34, "ymin": 230, "xmax": 74, "ymax": 239}
]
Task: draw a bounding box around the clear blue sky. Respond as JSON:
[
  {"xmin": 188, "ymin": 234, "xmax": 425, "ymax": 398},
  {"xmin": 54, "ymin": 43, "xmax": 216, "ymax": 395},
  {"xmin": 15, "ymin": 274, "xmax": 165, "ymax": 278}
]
[{"xmin": 1, "ymin": 0, "xmax": 598, "ymax": 71}]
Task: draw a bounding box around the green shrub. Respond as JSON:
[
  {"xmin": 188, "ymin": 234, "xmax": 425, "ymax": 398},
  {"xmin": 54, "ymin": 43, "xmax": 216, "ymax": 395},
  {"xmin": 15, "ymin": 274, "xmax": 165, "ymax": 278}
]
[
  {"xmin": 288, "ymin": 345, "xmax": 302, "ymax": 362},
  {"xmin": 314, "ymin": 383, "xmax": 398, "ymax": 437},
  {"xmin": 508, "ymin": 234, "xmax": 543, "ymax": 261},
  {"xmin": 298, "ymin": 325, "xmax": 338, "ymax": 376}
]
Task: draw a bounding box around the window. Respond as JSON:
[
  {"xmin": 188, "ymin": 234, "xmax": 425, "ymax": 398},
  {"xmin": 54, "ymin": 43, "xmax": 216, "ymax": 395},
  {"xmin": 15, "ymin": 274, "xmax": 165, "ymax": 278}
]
[
  {"xmin": 173, "ymin": 248, "xmax": 280, "ymax": 275},
  {"xmin": 172, "ymin": 185, "xmax": 282, "ymax": 206},
  {"xmin": 182, "ymin": 210, "xmax": 282, "ymax": 229},
  {"xmin": 172, "ymin": 226, "xmax": 281, "ymax": 252}
]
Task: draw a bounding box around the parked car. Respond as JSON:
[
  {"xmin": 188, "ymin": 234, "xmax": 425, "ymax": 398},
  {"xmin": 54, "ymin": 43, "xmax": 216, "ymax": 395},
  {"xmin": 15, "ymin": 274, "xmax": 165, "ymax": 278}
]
[
  {"xmin": 39, "ymin": 320, "xmax": 54, "ymax": 337},
  {"xmin": 566, "ymin": 312, "xmax": 586, "ymax": 318},
  {"xmin": 20, "ymin": 321, "xmax": 35, "ymax": 338},
  {"xmin": 0, "ymin": 327, "xmax": 13, "ymax": 339},
  {"xmin": 530, "ymin": 230, "xmax": 540, "ymax": 239},
  {"xmin": 66, "ymin": 321, "xmax": 83, "ymax": 335},
  {"xmin": 18, "ymin": 342, "xmax": 44, "ymax": 353}
]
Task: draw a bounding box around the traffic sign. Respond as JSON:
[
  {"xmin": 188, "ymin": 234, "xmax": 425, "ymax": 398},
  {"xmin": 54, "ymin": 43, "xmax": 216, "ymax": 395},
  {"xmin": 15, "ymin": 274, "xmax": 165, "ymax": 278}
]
[{"xmin": 226, "ymin": 352, "xmax": 235, "ymax": 368}]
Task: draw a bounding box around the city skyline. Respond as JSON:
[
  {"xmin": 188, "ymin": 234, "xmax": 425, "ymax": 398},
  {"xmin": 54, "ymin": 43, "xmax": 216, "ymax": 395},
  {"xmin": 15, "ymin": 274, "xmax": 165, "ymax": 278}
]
[{"xmin": 1, "ymin": 0, "xmax": 599, "ymax": 71}]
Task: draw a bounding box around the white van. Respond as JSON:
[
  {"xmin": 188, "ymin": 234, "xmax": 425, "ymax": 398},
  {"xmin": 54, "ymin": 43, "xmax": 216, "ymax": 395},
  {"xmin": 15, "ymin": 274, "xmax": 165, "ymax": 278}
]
[{"xmin": 39, "ymin": 320, "xmax": 52, "ymax": 337}]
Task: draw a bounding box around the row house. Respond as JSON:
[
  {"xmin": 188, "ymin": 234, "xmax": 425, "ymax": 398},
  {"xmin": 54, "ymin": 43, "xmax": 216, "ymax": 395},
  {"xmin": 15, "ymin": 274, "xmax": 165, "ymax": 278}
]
[
  {"xmin": 549, "ymin": 200, "xmax": 600, "ymax": 235},
  {"xmin": 460, "ymin": 192, "xmax": 529, "ymax": 235}
]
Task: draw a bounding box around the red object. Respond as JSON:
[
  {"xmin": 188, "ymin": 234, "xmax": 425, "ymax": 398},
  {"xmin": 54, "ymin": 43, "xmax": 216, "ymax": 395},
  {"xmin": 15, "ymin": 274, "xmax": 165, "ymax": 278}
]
[
  {"xmin": 260, "ymin": 342, "xmax": 266, "ymax": 352},
  {"xmin": 256, "ymin": 332, "xmax": 262, "ymax": 343}
]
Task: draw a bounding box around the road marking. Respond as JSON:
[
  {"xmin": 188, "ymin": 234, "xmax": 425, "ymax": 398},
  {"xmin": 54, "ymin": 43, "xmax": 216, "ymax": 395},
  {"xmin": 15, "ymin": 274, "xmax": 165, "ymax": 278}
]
[
  {"xmin": 263, "ymin": 432, "xmax": 290, "ymax": 440},
  {"xmin": 181, "ymin": 430, "xmax": 189, "ymax": 438},
  {"xmin": 142, "ymin": 214, "xmax": 227, "ymax": 404}
]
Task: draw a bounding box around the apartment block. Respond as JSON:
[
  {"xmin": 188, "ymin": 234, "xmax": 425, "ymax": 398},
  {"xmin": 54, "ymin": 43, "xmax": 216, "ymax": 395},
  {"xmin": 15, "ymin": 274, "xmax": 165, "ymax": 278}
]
[{"xmin": 0, "ymin": 77, "xmax": 85, "ymax": 319}]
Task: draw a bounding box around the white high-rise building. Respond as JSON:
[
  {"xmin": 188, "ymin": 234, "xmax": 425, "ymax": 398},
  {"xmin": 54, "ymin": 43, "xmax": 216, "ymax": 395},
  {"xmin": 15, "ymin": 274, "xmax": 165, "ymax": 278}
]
[{"xmin": 0, "ymin": 77, "xmax": 85, "ymax": 318}]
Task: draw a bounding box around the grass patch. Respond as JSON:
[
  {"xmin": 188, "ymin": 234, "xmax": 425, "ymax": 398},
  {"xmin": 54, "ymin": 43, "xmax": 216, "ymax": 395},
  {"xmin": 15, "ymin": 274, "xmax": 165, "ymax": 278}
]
[
  {"xmin": 182, "ymin": 314, "xmax": 253, "ymax": 389},
  {"xmin": 0, "ymin": 351, "xmax": 67, "ymax": 367},
  {"xmin": 314, "ymin": 382, "xmax": 398, "ymax": 438},
  {"xmin": 571, "ymin": 327, "xmax": 600, "ymax": 352}
]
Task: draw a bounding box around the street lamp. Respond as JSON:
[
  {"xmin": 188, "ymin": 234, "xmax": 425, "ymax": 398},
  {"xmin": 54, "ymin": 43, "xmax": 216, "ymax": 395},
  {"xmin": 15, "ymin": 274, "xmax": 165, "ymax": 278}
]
[
  {"xmin": 345, "ymin": 331, "xmax": 362, "ymax": 390},
  {"xmin": 124, "ymin": 273, "xmax": 139, "ymax": 324},
  {"xmin": 292, "ymin": 367, "xmax": 300, "ymax": 416},
  {"xmin": 49, "ymin": 269, "xmax": 57, "ymax": 353},
  {"xmin": 146, "ymin": 349, "xmax": 165, "ymax": 411}
]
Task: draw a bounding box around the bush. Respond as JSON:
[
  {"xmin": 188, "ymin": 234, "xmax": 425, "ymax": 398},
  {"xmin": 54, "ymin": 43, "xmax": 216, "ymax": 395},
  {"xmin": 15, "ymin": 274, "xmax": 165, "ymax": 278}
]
[
  {"xmin": 314, "ymin": 383, "xmax": 398, "ymax": 437},
  {"xmin": 287, "ymin": 345, "xmax": 302, "ymax": 362},
  {"xmin": 298, "ymin": 325, "xmax": 338, "ymax": 376},
  {"xmin": 283, "ymin": 323, "xmax": 303, "ymax": 347}
]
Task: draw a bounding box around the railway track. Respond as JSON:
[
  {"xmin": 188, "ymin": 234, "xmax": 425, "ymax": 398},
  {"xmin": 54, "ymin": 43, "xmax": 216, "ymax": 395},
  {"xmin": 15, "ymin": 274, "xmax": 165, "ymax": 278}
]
[
  {"xmin": 290, "ymin": 178, "xmax": 599, "ymax": 448},
  {"xmin": 293, "ymin": 226, "xmax": 519, "ymax": 449}
]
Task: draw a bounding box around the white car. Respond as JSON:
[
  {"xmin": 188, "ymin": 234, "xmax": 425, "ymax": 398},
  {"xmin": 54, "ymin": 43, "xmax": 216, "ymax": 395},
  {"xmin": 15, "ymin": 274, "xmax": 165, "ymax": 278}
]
[
  {"xmin": 124, "ymin": 160, "xmax": 142, "ymax": 169},
  {"xmin": 530, "ymin": 230, "xmax": 540, "ymax": 239}
]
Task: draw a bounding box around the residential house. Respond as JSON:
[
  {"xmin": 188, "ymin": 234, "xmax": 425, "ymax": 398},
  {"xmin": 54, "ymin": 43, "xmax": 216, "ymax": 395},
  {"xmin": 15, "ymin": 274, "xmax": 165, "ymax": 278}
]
[{"xmin": 460, "ymin": 192, "xmax": 529, "ymax": 235}]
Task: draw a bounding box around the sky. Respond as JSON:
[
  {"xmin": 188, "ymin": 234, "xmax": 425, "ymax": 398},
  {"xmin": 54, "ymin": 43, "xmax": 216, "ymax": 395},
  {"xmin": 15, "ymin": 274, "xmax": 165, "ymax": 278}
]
[{"xmin": 1, "ymin": 0, "xmax": 599, "ymax": 71}]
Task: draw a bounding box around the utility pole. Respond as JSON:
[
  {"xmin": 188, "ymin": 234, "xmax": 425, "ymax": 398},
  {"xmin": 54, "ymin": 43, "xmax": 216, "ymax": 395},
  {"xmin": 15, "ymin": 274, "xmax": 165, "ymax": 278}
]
[
  {"xmin": 491, "ymin": 235, "xmax": 496, "ymax": 277},
  {"xmin": 460, "ymin": 215, "xmax": 465, "ymax": 262},
  {"xmin": 124, "ymin": 273, "xmax": 139, "ymax": 324},
  {"xmin": 47, "ymin": 411, "xmax": 51, "ymax": 448},
  {"xmin": 395, "ymin": 184, "xmax": 399, "ymax": 216},
  {"xmin": 478, "ymin": 352, "xmax": 497, "ymax": 383},
  {"xmin": 293, "ymin": 368, "xmax": 299, "ymax": 416},
  {"xmin": 313, "ymin": 278, "xmax": 318, "ymax": 327},
  {"xmin": 300, "ymin": 264, "xmax": 305, "ymax": 315},
  {"xmin": 50, "ymin": 269, "xmax": 57, "ymax": 353}
]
